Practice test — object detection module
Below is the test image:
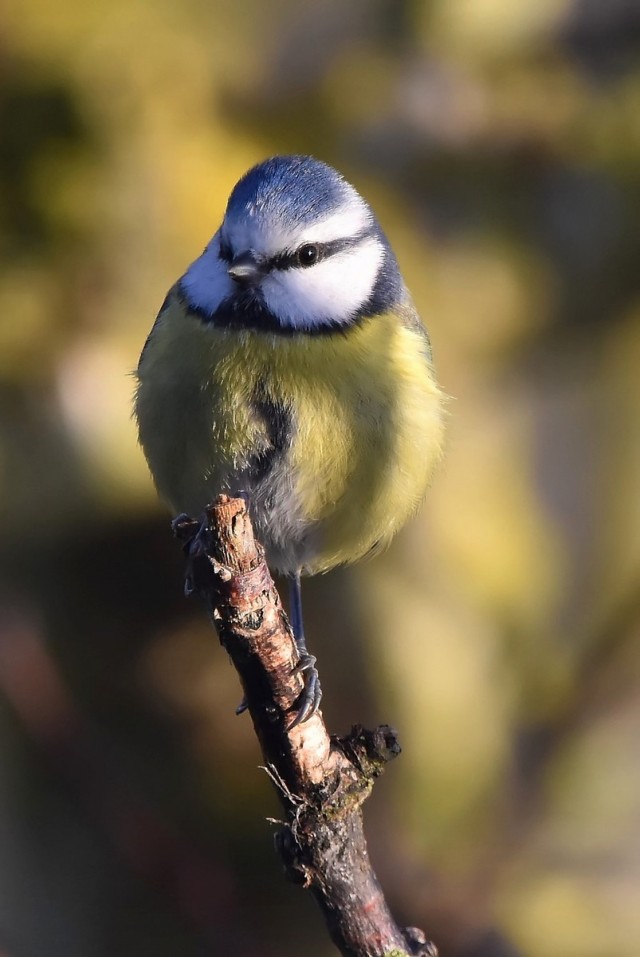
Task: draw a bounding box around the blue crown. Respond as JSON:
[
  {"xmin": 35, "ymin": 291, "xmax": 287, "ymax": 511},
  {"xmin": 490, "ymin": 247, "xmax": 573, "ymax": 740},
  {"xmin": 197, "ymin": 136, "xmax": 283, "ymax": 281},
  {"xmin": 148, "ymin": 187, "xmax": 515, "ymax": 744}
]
[{"xmin": 225, "ymin": 155, "xmax": 360, "ymax": 228}]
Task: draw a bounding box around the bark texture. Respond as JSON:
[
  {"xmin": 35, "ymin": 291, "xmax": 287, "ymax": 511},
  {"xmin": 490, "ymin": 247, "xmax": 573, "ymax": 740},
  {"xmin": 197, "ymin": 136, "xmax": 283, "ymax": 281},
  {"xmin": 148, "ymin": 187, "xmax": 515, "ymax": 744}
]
[{"xmin": 174, "ymin": 495, "xmax": 437, "ymax": 957}]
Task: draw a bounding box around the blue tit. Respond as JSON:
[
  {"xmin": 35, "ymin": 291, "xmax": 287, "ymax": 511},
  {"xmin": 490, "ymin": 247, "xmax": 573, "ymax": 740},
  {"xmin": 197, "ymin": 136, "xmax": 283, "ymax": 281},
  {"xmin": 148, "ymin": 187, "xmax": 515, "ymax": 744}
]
[{"xmin": 135, "ymin": 155, "xmax": 445, "ymax": 723}]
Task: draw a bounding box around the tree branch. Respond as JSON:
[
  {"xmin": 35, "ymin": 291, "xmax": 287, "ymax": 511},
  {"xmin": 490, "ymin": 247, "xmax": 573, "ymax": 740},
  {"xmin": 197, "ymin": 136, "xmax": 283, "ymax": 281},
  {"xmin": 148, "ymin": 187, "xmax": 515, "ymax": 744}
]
[{"xmin": 173, "ymin": 495, "xmax": 437, "ymax": 957}]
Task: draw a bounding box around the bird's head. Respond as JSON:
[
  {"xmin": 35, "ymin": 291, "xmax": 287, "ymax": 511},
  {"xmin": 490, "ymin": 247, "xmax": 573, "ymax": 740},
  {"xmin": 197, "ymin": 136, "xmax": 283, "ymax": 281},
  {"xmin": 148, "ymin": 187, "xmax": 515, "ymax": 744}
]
[{"xmin": 180, "ymin": 155, "xmax": 402, "ymax": 332}]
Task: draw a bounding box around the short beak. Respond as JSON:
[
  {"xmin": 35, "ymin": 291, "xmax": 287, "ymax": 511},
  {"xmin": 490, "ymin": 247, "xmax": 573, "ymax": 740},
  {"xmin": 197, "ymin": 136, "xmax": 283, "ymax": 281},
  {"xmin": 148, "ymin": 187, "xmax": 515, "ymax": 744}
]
[{"xmin": 228, "ymin": 250, "xmax": 264, "ymax": 286}]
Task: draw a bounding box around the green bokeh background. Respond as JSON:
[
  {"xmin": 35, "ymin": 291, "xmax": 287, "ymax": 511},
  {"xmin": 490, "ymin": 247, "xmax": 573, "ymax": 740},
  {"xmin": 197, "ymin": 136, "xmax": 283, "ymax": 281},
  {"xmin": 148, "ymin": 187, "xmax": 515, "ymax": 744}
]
[{"xmin": 1, "ymin": 2, "xmax": 639, "ymax": 955}]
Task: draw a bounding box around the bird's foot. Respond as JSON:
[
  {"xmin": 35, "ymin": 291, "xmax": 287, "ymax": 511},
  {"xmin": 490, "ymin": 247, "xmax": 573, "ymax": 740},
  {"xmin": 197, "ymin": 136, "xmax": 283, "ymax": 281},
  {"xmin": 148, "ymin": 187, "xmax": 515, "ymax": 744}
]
[
  {"xmin": 171, "ymin": 512, "xmax": 209, "ymax": 554},
  {"xmin": 171, "ymin": 513, "xmax": 210, "ymax": 596},
  {"xmin": 236, "ymin": 655, "xmax": 322, "ymax": 727},
  {"xmin": 289, "ymin": 653, "xmax": 322, "ymax": 728},
  {"xmin": 171, "ymin": 512, "xmax": 197, "ymax": 539}
]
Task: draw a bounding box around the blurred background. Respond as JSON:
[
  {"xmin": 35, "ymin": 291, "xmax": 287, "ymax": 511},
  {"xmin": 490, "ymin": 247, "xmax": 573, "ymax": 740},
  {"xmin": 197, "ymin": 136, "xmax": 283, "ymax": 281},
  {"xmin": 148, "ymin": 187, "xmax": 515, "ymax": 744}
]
[{"xmin": 1, "ymin": 1, "xmax": 639, "ymax": 955}]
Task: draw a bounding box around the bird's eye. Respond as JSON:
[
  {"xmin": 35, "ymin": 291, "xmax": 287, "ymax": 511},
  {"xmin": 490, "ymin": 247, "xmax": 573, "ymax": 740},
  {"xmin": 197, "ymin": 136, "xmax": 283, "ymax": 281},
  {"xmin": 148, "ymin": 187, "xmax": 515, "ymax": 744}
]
[
  {"xmin": 296, "ymin": 244, "xmax": 319, "ymax": 267},
  {"xmin": 219, "ymin": 240, "xmax": 232, "ymax": 263}
]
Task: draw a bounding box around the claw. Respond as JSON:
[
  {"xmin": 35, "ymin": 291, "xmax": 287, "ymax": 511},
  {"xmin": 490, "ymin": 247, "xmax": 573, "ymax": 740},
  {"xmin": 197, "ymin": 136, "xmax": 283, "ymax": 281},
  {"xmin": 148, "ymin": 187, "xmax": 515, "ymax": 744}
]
[
  {"xmin": 293, "ymin": 652, "xmax": 316, "ymax": 676},
  {"xmin": 171, "ymin": 512, "xmax": 192, "ymax": 534},
  {"xmin": 288, "ymin": 653, "xmax": 322, "ymax": 729}
]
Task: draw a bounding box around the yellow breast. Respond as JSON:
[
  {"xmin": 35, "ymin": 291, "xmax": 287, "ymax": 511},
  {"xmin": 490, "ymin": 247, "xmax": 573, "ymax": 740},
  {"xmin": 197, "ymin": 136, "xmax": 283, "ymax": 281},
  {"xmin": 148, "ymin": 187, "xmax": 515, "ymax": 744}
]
[{"xmin": 135, "ymin": 290, "xmax": 445, "ymax": 574}]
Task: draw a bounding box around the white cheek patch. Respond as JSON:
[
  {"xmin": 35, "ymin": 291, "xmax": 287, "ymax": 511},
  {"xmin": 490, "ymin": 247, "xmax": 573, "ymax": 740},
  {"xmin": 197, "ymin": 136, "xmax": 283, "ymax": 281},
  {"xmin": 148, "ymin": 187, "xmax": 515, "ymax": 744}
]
[
  {"xmin": 262, "ymin": 238, "xmax": 384, "ymax": 329},
  {"xmin": 181, "ymin": 233, "xmax": 234, "ymax": 315}
]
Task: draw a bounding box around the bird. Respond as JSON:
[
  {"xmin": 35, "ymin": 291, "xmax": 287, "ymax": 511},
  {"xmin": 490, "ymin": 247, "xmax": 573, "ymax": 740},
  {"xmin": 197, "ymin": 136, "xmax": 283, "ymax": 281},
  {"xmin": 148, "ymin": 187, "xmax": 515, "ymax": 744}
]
[{"xmin": 135, "ymin": 155, "xmax": 445, "ymax": 725}]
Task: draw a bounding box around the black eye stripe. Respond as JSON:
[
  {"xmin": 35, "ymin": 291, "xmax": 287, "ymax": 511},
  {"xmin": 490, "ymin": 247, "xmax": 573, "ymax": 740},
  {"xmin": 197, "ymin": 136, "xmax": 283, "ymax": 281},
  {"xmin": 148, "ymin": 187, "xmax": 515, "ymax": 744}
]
[
  {"xmin": 217, "ymin": 225, "xmax": 376, "ymax": 271},
  {"xmin": 270, "ymin": 226, "xmax": 376, "ymax": 272}
]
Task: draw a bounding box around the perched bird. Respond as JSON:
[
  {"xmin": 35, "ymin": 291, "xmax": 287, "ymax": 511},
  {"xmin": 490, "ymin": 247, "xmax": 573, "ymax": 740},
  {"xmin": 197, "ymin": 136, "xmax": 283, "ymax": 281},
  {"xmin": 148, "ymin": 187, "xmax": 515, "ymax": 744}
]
[{"xmin": 135, "ymin": 155, "xmax": 445, "ymax": 723}]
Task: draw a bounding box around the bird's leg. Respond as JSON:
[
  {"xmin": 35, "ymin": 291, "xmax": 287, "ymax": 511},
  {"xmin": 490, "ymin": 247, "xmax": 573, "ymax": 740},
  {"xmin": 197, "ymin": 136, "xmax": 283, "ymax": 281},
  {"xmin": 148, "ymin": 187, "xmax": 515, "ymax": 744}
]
[{"xmin": 288, "ymin": 570, "xmax": 322, "ymax": 727}]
